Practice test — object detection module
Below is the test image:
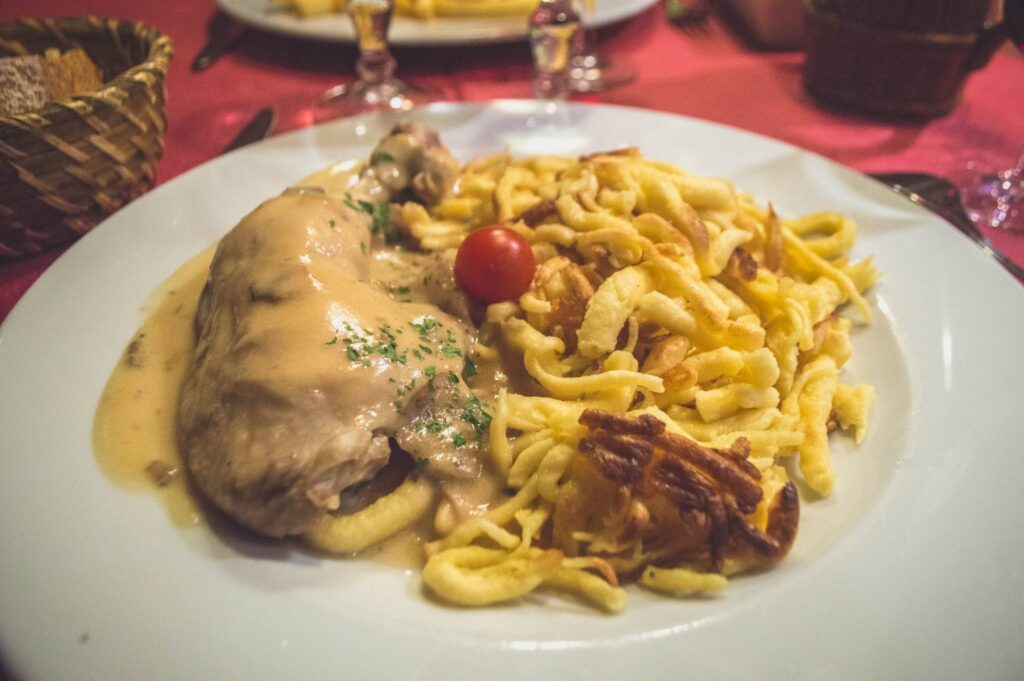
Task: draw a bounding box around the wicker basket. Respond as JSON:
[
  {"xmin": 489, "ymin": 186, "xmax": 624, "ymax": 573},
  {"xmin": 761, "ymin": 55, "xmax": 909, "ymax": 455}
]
[
  {"xmin": 0, "ymin": 17, "xmax": 173, "ymax": 259},
  {"xmin": 803, "ymin": 1, "xmax": 1006, "ymax": 118}
]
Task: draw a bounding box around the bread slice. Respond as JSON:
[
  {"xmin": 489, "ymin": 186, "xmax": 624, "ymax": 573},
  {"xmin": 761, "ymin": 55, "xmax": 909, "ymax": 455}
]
[{"xmin": 0, "ymin": 48, "xmax": 103, "ymax": 117}]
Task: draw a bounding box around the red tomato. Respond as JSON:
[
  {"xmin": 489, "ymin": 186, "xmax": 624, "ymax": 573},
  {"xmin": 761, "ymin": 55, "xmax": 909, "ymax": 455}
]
[{"xmin": 454, "ymin": 226, "xmax": 536, "ymax": 304}]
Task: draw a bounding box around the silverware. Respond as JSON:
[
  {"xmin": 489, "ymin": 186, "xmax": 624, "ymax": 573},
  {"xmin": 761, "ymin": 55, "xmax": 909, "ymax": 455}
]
[
  {"xmin": 870, "ymin": 171, "xmax": 1024, "ymax": 281},
  {"xmin": 221, "ymin": 108, "xmax": 277, "ymax": 155},
  {"xmin": 192, "ymin": 14, "xmax": 248, "ymax": 72}
]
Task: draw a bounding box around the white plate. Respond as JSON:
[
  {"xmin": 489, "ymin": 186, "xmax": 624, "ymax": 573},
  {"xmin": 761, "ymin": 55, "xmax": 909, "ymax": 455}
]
[
  {"xmin": 218, "ymin": 0, "xmax": 657, "ymax": 45},
  {"xmin": 1, "ymin": 101, "xmax": 1022, "ymax": 681}
]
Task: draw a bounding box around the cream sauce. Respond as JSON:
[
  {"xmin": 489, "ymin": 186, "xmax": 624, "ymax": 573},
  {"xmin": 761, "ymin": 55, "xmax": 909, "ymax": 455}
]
[
  {"xmin": 92, "ymin": 247, "xmax": 214, "ymax": 527},
  {"xmin": 92, "ymin": 239, "xmax": 506, "ymax": 564}
]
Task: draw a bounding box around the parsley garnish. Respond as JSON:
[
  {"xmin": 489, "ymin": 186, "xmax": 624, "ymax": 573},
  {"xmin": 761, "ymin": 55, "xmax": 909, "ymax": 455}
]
[
  {"xmin": 372, "ymin": 151, "xmax": 396, "ymax": 164},
  {"xmin": 461, "ymin": 395, "xmax": 492, "ymax": 440},
  {"xmin": 344, "ymin": 193, "xmax": 396, "ymax": 243},
  {"xmin": 462, "ymin": 356, "xmax": 477, "ymax": 378}
]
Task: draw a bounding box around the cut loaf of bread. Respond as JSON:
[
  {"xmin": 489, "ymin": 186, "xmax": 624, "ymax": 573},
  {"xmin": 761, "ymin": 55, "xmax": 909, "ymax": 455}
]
[{"xmin": 0, "ymin": 48, "xmax": 103, "ymax": 116}]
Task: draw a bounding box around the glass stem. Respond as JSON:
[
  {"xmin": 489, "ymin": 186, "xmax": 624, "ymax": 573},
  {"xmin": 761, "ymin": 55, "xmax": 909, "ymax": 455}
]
[
  {"xmin": 529, "ymin": 0, "xmax": 581, "ymax": 99},
  {"xmin": 349, "ymin": 0, "xmax": 397, "ymax": 84}
]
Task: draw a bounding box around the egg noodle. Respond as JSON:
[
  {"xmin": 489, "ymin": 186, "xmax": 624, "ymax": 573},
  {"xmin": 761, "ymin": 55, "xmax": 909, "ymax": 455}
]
[
  {"xmin": 306, "ymin": 147, "xmax": 878, "ymax": 612},
  {"xmin": 277, "ymin": 0, "xmax": 536, "ymax": 20}
]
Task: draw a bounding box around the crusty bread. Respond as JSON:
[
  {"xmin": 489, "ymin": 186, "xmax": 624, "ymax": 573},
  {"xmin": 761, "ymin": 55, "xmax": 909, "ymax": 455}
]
[{"xmin": 0, "ymin": 48, "xmax": 103, "ymax": 116}]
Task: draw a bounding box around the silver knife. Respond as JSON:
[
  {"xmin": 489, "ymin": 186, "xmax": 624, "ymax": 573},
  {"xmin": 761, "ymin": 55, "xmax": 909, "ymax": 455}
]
[
  {"xmin": 221, "ymin": 108, "xmax": 277, "ymax": 155},
  {"xmin": 192, "ymin": 14, "xmax": 248, "ymax": 72},
  {"xmin": 870, "ymin": 172, "xmax": 1024, "ymax": 281}
]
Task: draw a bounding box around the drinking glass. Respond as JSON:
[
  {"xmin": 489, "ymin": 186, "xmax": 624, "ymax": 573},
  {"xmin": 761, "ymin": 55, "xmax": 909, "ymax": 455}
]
[
  {"xmin": 957, "ymin": 0, "xmax": 1024, "ymax": 232},
  {"xmin": 960, "ymin": 152, "xmax": 1024, "ymax": 233},
  {"xmin": 567, "ymin": 0, "xmax": 633, "ymax": 93},
  {"xmin": 314, "ymin": 0, "xmax": 442, "ymax": 122},
  {"xmin": 529, "ymin": 0, "xmax": 581, "ymax": 99}
]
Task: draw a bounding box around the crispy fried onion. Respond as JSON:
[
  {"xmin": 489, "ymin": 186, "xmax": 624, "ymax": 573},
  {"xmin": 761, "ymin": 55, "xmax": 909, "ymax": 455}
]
[{"xmin": 569, "ymin": 409, "xmax": 799, "ymax": 575}]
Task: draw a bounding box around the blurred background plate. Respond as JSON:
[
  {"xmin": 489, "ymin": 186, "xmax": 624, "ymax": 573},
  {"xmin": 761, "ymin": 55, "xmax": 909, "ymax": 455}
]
[{"xmin": 217, "ymin": 0, "xmax": 658, "ymax": 45}]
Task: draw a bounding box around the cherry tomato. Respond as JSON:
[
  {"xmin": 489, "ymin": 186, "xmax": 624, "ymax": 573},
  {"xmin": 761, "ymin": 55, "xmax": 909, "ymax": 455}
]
[{"xmin": 454, "ymin": 226, "xmax": 536, "ymax": 304}]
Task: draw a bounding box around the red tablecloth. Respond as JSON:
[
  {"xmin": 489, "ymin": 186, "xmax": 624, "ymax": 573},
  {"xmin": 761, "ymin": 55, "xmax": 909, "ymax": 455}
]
[{"xmin": 2, "ymin": 0, "xmax": 1023, "ymax": 323}]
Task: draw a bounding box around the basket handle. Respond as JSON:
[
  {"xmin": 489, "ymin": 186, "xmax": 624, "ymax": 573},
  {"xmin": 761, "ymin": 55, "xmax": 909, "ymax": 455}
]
[{"xmin": 964, "ymin": 21, "xmax": 1008, "ymax": 72}]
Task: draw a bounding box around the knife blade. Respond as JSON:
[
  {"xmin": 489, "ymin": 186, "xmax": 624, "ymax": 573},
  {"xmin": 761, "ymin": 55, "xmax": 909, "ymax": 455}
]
[
  {"xmin": 870, "ymin": 172, "xmax": 1024, "ymax": 281},
  {"xmin": 220, "ymin": 108, "xmax": 277, "ymax": 155},
  {"xmin": 192, "ymin": 13, "xmax": 247, "ymax": 72}
]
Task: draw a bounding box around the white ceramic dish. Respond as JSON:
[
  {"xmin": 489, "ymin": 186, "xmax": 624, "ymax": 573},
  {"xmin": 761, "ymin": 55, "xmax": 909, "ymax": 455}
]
[
  {"xmin": 218, "ymin": 0, "xmax": 657, "ymax": 45},
  {"xmin": 1, "ymin": 101, "xmax": 1022, "ymax": 681}
]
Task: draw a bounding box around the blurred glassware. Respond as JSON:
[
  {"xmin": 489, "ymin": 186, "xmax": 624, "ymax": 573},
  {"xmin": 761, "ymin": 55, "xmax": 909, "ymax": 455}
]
[
  {"xmin": 958, "ymin": 0, "xmax": 1023, "ymax": 233},
  {"xmin": 960, "ymin": 154, "xmax": 1024, "ymax": 232},
  {"xmin": 314, "ymin": 0, "xmax": 441, "ymax": 122},
  {"xmin": 567, "ymin": 0, "xmax": 633, "ymax": 93},
  {"xmin": 529, "ymin": 0, "xmax": 581, "ymax": 99}
]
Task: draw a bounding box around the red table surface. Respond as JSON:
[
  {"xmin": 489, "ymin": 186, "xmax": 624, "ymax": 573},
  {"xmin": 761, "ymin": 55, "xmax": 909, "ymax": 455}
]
[{"xmin": 2, "ymin": 0, "xmax": 1023, "ymax": 324}]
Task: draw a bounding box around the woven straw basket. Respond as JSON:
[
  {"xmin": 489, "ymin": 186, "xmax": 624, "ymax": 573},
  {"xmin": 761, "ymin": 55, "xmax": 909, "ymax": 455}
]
[{"xmin": 0, "ymin": 17, "xmax": 173, "ymax": 259}]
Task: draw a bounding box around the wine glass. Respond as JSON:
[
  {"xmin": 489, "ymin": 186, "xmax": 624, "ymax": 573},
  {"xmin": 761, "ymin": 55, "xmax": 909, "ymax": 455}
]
[
  {"xmin": 314, "ymin": 0, "xmax": 443, "ymax": 122},
  {"xmin": 958, "ymin": 0, "xmax": 1024, "ymax": 232},
  {"xmin": 961, "ymin": 153, "xmax": 1024, "ymax": 233},
  {"xmin": 567, "ymin": 0, "xmax": 634, "ymax": 93},
  {"xmin": 529, "ymin": 0, "xmax": 581, "ymax": 100}
]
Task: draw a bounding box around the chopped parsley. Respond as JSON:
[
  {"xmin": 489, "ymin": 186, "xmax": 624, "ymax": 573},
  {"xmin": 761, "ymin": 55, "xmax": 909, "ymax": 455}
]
[
  {"xmin": 371, "ymin": 151, "xmax": 396, "ymax": 164},
  {"xmin": 451, "ymin": 433, "xmax": 467, "ymax": 448},
  {"xmin": 462, "ymin": 356, "xmax": 477, "ymax": 378},
  {"xmin": 424, "ymin": 365, "xmax": 437, "ymax": 378},
  {"xmin": 448, "ymin": 371, "xmax": 460, "ymax": 384},
  {"xmin": 396, "ymin": 285, "xmax": 411, "ymax": 295},
  {"xmin": 332, "ymin": 322, "xmax": 409, "ymax": 368},
  {"xmin": 410, "ymin": 316, "xmax": 441, "ymax": 338},
  {"xmin": 344, "ymin": 193, "xmax": 396, "ymax": 243},
  {"xmin": 461, "ymin": 395, "xmax": 492, "ymax": 440},
  {"xmin": 327, "ymin": 219, "xmax": 337, "ymax": 228}
]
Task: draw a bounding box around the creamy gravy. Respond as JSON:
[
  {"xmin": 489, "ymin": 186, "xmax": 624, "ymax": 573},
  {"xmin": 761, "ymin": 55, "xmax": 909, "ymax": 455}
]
[
  {"xmin": 92, "ymin": 247, "xmax": 214, "ymax": 527},
  {"xmin": 92, "ymin": 239, "xmax": 506, "ymax": 567}
]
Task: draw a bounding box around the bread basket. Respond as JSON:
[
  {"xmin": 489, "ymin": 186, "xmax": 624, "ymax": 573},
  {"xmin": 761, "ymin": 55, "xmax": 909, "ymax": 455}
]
[
  {"xmin": 0, "ymin": 17, "xmax": 173, "ymax": 259},
  {"xmin": 802, "ymin": 0, "xmax": 1006, "ymax": 118}
]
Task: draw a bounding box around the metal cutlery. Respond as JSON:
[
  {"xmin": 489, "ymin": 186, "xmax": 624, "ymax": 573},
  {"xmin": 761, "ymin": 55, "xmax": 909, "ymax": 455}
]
[
  {"xmin": 193, "ymin": 13, "xmax": 248, "ymax": 72},
  {"xmin": 220, "ymin": 107, "xmax": 277, "ymax": 155},
  {"xmin": 870, "ymin": 171, "xmax": 1024, "ymax": 281}
]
